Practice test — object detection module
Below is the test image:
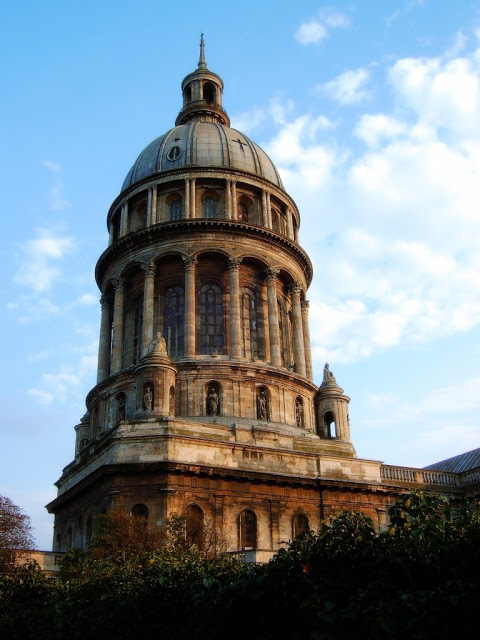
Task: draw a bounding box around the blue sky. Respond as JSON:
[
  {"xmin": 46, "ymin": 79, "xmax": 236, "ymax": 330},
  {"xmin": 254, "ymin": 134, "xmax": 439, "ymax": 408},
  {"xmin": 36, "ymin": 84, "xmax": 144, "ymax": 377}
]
[{"xmin": 2, "ymin": 0, "xmax": 480, "ymax": 549}]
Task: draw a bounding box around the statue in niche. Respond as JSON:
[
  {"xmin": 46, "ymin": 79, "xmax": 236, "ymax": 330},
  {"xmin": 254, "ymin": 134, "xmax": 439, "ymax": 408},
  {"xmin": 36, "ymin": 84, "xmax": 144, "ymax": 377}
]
[
  {"xmin": 117, "ymin": 395, "xmax": 126, "ymax": 421},
  {"xmin": 256, "ymin": 389, "xmax": 268, "ymax": 421},
  {"xmin": 207, "ymin": 387, "xmax": 219, "ymax": 416},
  {"xmin": 143, "ymin": 385, "xmax": 153, "ymax": 411},
  {"xmin": 295, "ymin": 400, "xmax": 303, "ymax": 428}
]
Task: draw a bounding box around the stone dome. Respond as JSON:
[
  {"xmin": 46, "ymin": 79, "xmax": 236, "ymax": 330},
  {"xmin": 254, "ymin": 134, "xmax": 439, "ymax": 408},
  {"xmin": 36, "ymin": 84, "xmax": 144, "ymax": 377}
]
[{"xmin": 121, "ymin": 122, "xmax": 284, "ymax": 193}]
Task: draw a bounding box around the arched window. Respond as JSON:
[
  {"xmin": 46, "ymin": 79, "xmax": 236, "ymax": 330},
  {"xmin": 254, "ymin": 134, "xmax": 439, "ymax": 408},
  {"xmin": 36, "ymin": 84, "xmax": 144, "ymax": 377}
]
[
  {"xmin": 237, "ymin": 202, "xmax": 249, "ymax": 222},
  {"xmin": 202, "ymin": 197, "xmax": 217, "ymax": 218},
  {"xmin": 133, "ymin": 295, "xmax": 143, "ymax": 365},
  {"xmin": 130, "ymin": 201, "xmax": 147, "ymax": 232},
  {"xmin": 131, "ymin": 503, "xmax": 149, "ymax": 520},
  {"xmin": 203, "ymin": 82, "xmax": 215, "ymax": 105},
  {"xmin": 199, "ymin": 283, "xmax": 224, "ymax": 354},
  {"xmin": 116, "ymin": 392, "xmax": 126, "ymax": 422},
  {"xmin": 293, "ymin": 514, "xmax": 309, "ymax": 539},
  {"xmin": 169, "ymin": 198, "xmax": 183, "ymax": 221},
  {"xmin": 278, "ymin": 299, "xmax": 289, "ymax": 368},
  {"xmin": 112, "ymin": 211, "xmax": 121, "ymax": 242},
  {"xmin": 169, "ymin": 385, "xmax": 175, "ymax": 416},
  {"xmin": 324, "ymin": 411, "xmax": 336, "ymax": 438},
  {"xmin": 271, "ymin": 209, "xmax": 281, "ymax": 233},
  {"xmin": 241, "ymin": 288, "xmax": 259, "ymax": 360},
  {"xmin": 239, "ymin": 509, "xmax": 257, "ymax": 550},
  {"xmin": 185, "ymin": 504, "xmax": 204, "ymax": 549},
  {"xmin": 163, "ymin": 286, "xmax": 184, "ymax": 358}
]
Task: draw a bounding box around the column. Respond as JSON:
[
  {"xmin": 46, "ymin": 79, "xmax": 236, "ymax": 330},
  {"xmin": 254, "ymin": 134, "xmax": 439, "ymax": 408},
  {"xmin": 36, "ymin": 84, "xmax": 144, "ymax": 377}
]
[
  {"xmin": 266, "ymin": 192, "xmax": 272, "ymax": 229},
  {"xmin": 226, "ymin": 179, "xmax": 232, "ymax": 219},
  {"xmin": 286, "ymin": 208, "xmax": 294, "ymax": 240},
  {"xmin": 261, "ymin": 191, "xmax": 268, "ymax": 226},
  {"xmin": 228, "ymin": 258, "xmax": 242, "ymax": 359},
  {"xmin": 265, "ymin": 268, "xmax": 281, "ymax": 367},
  {"xmin": 301, "ymin": 300, "xmax": 313, "ymax": 380},
  {"xmin": 185, "ymin": 178, "xmax": 191, "ymax": 218},
  {"xmin": 151, "ymin": 187, "xmax": 157, "ymax": 225},
  {"xmin": 190, "ymin": 178, "xmax": 196, "ymax": 218},
  {"xmin": 97, "ymin": 295, "xmax": 111, "ymax": 382},
  {"xmin": 183, "ymin": 257, "xmax": 197, "ymax": 357},
  {"xmin": 120, "ymin": 202, "xmax": 129, "ymax": 237},
  {"xmin": 289, "ymin": 283, "xmax": 307, "ymax": 377},
  {"xmin": 231, "ymin": 181, "xmax": 237, "ymax": 220},
  {"xmin": 141, "ymin": 262, "xmax": 156, "ymax": 356},
  {"xmin": 111, "ymin": 279, "xmax": 125, "ymax": 374},
  {"xmin": 108, "ymin": 225, "xmax": 114, "ymax": 246}
]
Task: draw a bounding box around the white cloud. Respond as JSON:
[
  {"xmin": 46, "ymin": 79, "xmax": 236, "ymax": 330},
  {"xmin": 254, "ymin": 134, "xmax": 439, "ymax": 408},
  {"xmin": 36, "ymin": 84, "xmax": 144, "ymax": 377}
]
[
  {"xmin": 13, "ymin": 229, "xmax": 74, "ymax": 292},
  {"xmin": 295, "ymin": 20, "xmax": 328, "ymax": 45},
  {"xmin": 77, "ymin": 293, "xmax": 98, "ymax": 305},
  {"xmin": 44, "ymin": 160, "xmax": 70, "ymax": 210},
  {"xmin": 295, "ymin": 11, "xmax": 349, "ymax": 45},
  {"xmin": 445, "ymin": 30, "xmax": 468, "ymax": 59},
  {"xmin": 318, "ymin": 68, "xmax": 370, "ymax": 104},
  {"xmin": 248, "ymin": 40, "xmax": 480, "ymax": 364}
]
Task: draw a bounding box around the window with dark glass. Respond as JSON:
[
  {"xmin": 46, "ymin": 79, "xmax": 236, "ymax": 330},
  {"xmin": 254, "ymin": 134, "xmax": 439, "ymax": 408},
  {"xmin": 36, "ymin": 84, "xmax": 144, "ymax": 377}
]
[
  {"xmin": 163, "ymin": 286, "xmax": 184, "ymax": 358},
  {"xmin": 241, "ymin": 289, "xmax": 258, "ymax": 359},
  {"xmin": 185, "ymin": 504, "xmax": 204, "ymax": 549},
  {"xmin": 293, "ymin": 514, "xmax": 309, "ymax": 538},
  {"xmin": 238, "ymin": 202, "xmax": 249, "ymax": 222},
  {"xmin": 203, "ymin": 197, "xmax": 217, "ymax": 218},
  {"xmin": 131, "ymin": 503, "xmax": 149, "ymax": 520},
  {"xmin": 199, "ymin": 283, "xmax": 224, "ymax": 354},
  {"xmin": 240, "ymin": 509, "xmax": 257, "ymax": 549},
  {"xmin": 133, "ymin": 296, "xmax": 143, "ymax": 364},
  {"xmin": 169, "ymin": 198, "xmax": 183, "ymax": 220}
]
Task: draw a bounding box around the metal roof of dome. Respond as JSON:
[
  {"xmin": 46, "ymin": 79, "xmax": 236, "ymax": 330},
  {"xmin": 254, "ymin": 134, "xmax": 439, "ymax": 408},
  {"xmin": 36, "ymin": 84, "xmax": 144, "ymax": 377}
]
[
  {"xmin": 120, "ymin": 37, "xmax": 283, "ymax": 193},
  {"xmin": 121, "ymin": 122, "xmax": 284, "ymax": 192}
]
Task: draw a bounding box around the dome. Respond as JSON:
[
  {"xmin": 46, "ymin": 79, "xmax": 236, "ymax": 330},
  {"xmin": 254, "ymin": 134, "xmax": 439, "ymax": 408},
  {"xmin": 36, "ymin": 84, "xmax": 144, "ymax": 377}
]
[{"xmin": 121, "ymin": 122, "xmax": 283, "ymax": 193}]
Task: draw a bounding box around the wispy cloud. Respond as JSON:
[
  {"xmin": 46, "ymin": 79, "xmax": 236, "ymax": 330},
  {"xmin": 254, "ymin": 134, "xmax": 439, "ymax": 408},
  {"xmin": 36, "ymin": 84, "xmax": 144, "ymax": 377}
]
[
  {"xmin": 13, "ymin": 228, "xmax": 74, "ymax": 292},
  {"xmin": 295, "ymin": 10, "xmax": 350, "ymax": 46},
  {"xmin": 44, "ymin": 160, "xmax": 70, "ymax": 211},
  {"xmin": 316, "ymin": 68, "xmax": 370, "ymax": 105}
]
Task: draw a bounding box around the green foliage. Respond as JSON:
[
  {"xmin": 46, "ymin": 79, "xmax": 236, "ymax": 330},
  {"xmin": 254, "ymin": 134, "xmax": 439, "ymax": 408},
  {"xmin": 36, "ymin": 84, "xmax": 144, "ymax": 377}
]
[{"xmin": 2, "ymin": 492, "xmax": 480, "ymax": 639}]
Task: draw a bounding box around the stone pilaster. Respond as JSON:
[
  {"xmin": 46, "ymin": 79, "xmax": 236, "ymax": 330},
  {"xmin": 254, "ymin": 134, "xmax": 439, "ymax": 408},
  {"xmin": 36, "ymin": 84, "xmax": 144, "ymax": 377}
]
[
  {"xmin": 141, "ymin": 262, "xmax": 156, "ymax": 356},
  {"xmin": 111, "ymin": 279, "xmax": 125, "ymax": 374},
  {"xmin": 226, "ymin": 179, "xmax": 232, "ymax": 219},
  {"xmin": 228, "ymin": 258, "xmax": 242, "ymax": 358},
  {"xmin": 183, "ymin": 257, "xmax": 197, "ymax": 357},
  {"xmin": 289, "ymin": 283, "xmax": 306, "ymax": 377},
  {"xmin": 97, "ymin": 295, "xmax": 111, "ymax": 382},
  {"xmin": 265, "ymin": 268, "xmax": 281, "ymax": 366},
  {"xmin": 151, "ymin": 187, "xmax": 157, "ymax": 224}
]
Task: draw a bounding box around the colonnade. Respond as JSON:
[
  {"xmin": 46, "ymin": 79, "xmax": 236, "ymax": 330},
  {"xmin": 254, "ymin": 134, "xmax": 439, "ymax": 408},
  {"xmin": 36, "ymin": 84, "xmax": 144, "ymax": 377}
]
[
  {"xmin": 97, "ymin": 259, "xmax": 313, "ymax": 383},
  {"xmin": 111, "ymin": 178, "xmax": 299, "ymax": 244}
]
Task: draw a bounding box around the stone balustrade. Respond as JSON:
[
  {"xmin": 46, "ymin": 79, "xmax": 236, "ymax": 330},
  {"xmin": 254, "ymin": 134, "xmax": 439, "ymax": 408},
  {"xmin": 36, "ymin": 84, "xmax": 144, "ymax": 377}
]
[{"xmin": 381, "ymin": 464, "xmax": 480, "ymax": 489}]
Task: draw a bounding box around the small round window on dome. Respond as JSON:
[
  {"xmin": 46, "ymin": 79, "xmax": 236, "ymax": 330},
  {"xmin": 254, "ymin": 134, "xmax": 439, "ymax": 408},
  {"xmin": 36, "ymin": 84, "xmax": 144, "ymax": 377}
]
[{"xmin": 167, "ymin": 146, "xmax": 181, "ymax": 161}]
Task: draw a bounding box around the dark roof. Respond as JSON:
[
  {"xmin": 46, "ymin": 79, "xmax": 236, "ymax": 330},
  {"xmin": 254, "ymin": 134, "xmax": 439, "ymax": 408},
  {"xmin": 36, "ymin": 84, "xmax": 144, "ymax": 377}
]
[{"xmin": 424, "ymin": 447, "xmax": 480, "ymax": 473}]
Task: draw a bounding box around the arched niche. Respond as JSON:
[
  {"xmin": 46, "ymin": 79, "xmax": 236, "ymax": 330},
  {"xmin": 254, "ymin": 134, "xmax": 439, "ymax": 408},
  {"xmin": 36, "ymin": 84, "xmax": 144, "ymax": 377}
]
[
  {"xmin": 256, "ymin": 386, "xmax": 270, "ymax": 421},
  {"xmin": 205, "ymin": 381, "xmax": 222, "ymax": 417},
  {"xmin": 185, "ymin": 504, "xmax": 204, "ymax": 549},
  {"xmin": 324, "ymin": 410, "xmax": 337, "ymax": 438}
]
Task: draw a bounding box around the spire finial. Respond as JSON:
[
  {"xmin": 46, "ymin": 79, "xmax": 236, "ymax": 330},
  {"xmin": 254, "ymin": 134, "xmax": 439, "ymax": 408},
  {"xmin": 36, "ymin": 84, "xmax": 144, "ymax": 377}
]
[{"xmin": 198, "ymin": 33, "xmax": 207, "ymax": 70}]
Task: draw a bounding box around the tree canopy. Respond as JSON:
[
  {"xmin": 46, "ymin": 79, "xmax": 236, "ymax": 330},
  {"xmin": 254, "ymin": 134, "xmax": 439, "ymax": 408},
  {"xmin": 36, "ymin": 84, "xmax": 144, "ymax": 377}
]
[
  {"xmin": 0, "ymin": 495, "xmax": 35, "ymax": 572},
  {"xmin": 2, "ymin": 491, "xmax": 480, "ymax": 639}
]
